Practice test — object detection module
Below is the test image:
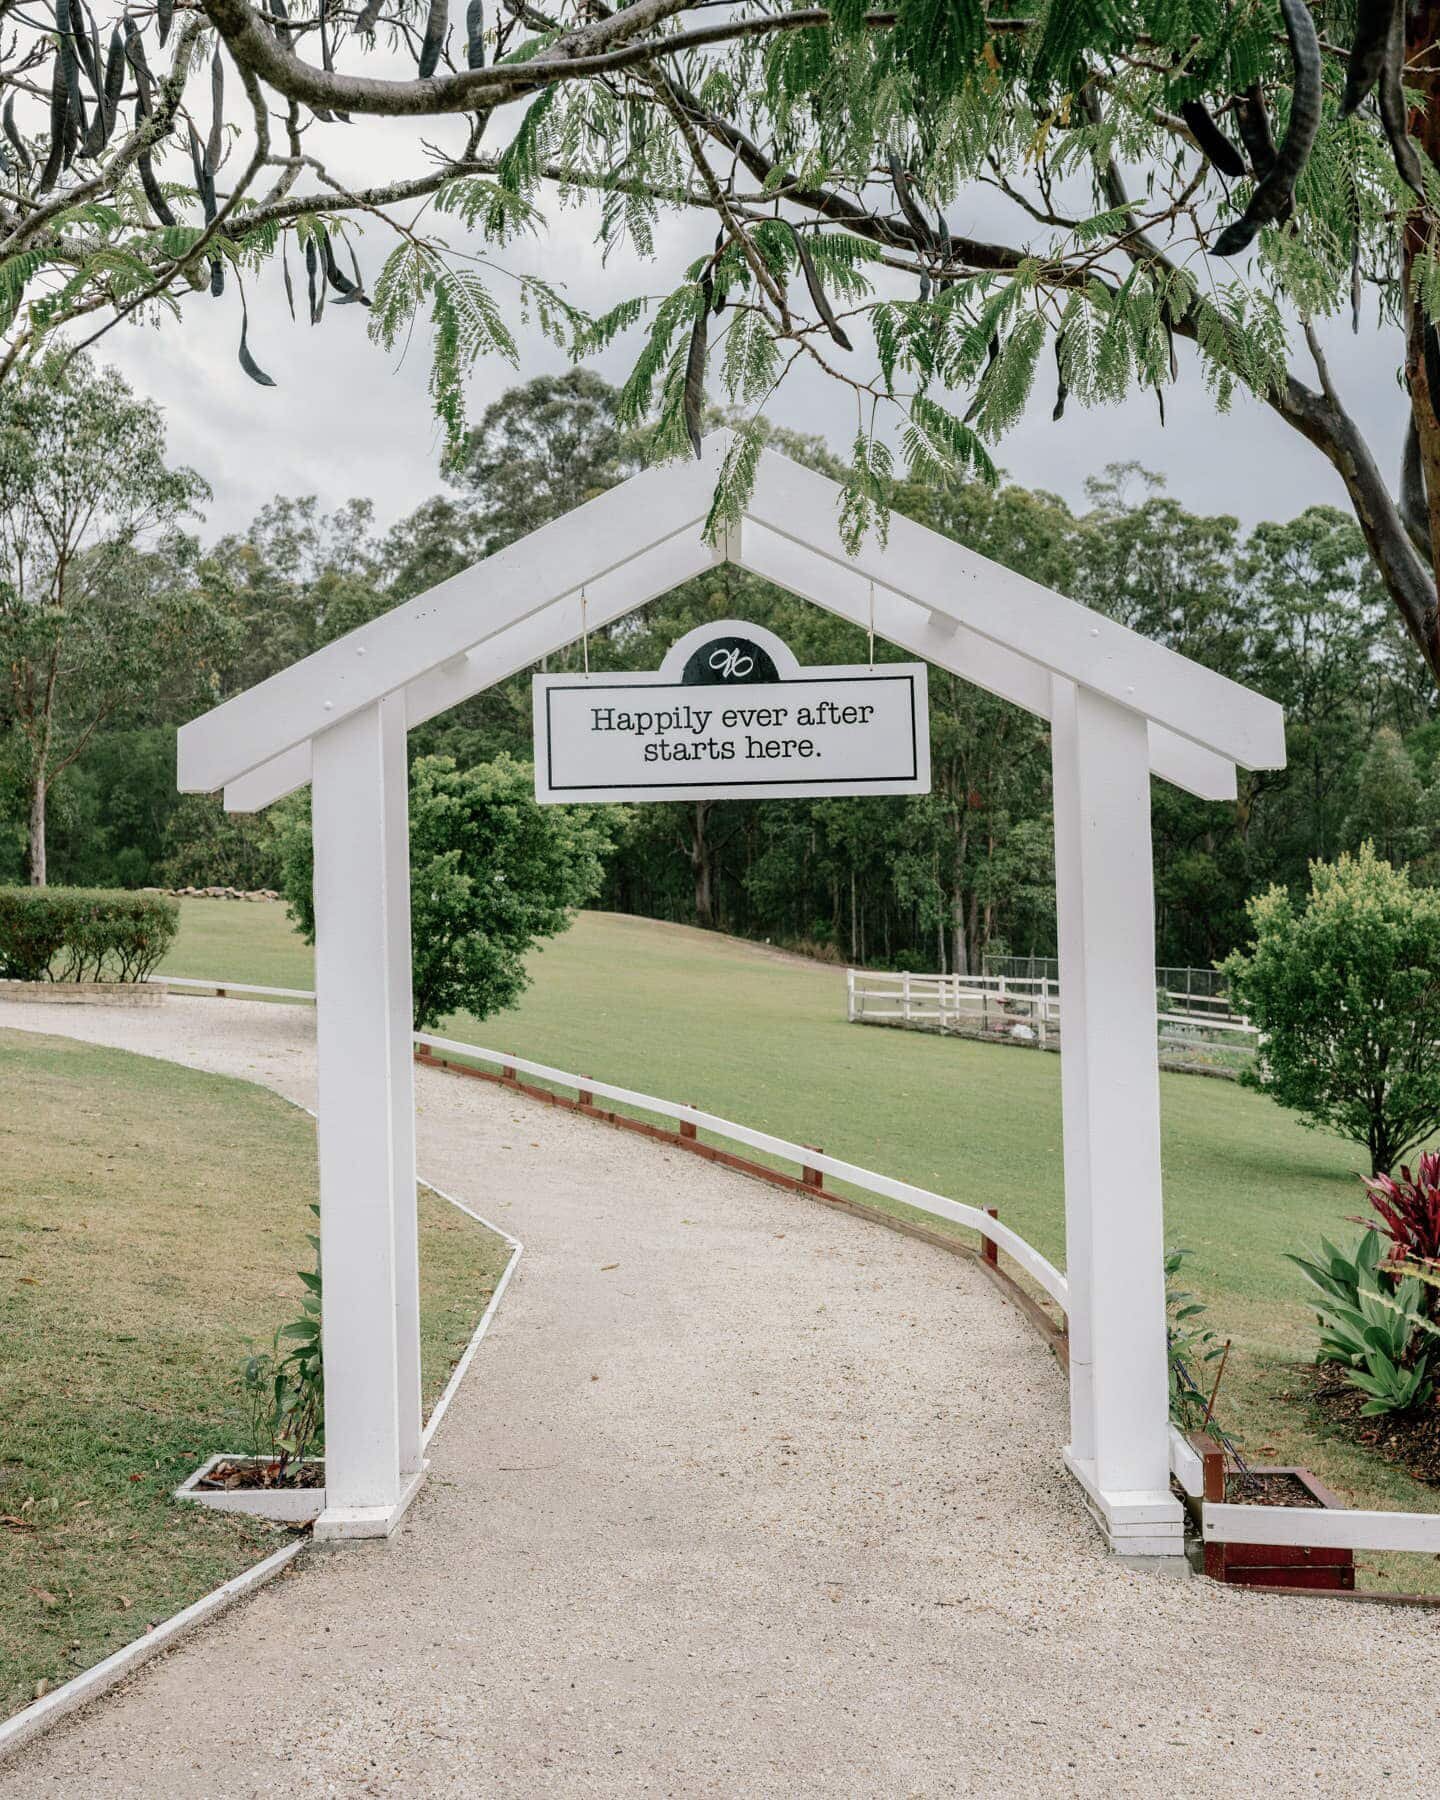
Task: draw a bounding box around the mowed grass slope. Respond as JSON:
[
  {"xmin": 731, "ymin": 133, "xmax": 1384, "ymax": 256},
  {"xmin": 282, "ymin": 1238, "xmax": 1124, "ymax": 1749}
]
[
  {"xmin": 161, "ymin": 897, "xmax": 316, "ymax": 991},
  {"xmin": 162, "ymin": 901, "xmax": 1440, "ymax": 1587},
  {"xmin": 0, "ymin": 1028, "xmax": 511, "ymax": 1717}
]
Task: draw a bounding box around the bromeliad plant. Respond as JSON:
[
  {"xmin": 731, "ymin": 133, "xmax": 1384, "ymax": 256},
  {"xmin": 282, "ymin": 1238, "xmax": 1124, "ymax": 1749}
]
[
  {"xmin": 1288, "ymin": 1228, "xmax": 1437, "ymax": 1417},
  {"xmin": 239, "ymin": 1205, "xmax": 323, "ymax": 1485},
  {"xmin": 1286, "ymin": 1227, "xmax": 1385, "ymax": 1322}
]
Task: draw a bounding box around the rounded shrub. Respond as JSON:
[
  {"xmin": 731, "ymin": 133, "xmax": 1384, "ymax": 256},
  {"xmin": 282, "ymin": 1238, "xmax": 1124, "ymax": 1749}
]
[{"xmin": 0, "ymin": 887, "xmax": 179, "ymax": 984}]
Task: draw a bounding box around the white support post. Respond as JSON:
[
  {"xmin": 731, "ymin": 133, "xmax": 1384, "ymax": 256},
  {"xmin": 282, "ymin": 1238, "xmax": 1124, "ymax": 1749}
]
[
  {"xmin": 1050, "ymin": 677, "xmax": 1182, "ymax": 1559},
  {"xmin": 310, "ymin": 696, "xmax": 422, "ymax": 1540},
  {"xmin": 382, "ymin": 695, "xmax": 423, "ymax": 1483}
]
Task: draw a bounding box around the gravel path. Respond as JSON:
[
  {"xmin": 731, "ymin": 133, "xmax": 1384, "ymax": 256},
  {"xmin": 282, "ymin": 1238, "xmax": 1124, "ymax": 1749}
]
[{"xmin": 1, "ymin": 998, "xmax": 1437, "ymax": 1798}]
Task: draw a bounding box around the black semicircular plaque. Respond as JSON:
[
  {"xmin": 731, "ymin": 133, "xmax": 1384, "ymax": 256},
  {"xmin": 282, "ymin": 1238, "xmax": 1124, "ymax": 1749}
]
[{"xmin": 681, "ymin": 633, "xmax": 780, "ymax": 686}]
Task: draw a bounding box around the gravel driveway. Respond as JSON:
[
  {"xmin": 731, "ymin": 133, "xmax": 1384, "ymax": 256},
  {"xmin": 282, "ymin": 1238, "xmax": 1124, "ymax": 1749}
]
[{"xmin": 1, "ymin": 997, "xmax": 1436, "ymax": 1798}]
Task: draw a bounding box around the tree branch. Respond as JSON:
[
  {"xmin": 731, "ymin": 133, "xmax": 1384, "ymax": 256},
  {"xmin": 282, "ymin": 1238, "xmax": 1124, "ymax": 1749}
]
[{"xmin": 202, "ymin": 0, "xmax": 893, "ymax": 118}]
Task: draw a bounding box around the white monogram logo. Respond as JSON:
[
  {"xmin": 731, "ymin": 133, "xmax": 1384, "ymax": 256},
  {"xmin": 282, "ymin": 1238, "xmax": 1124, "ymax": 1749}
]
[{"xmin": 708, "ymin": 645, "xmax": 755, "ymax": 680}]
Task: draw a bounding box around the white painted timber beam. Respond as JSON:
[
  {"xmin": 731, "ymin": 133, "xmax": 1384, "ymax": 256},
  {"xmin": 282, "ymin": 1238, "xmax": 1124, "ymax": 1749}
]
[
  {"xmin": 1050, "ymin": 675, "xmax": 1178, "ymax": 1514},
  {"xmin": 1203, "ymin": 1504, "xmax": 1440, "ymax": 1553},
  {"xmin": 225, "ymin": 742, "xmax": 310, "ymax": 814},
  {"xmin": 183, "ymin": 446, "xmax": 724, "ymax": 794},
  {"xmin": 227, "ymin": 519, "xmax": 1237, "ymax": 811},
  {"xmin": 738, "ymin": 520, "xmax": 1237, "ymax": 801},
  {"xmin": 741, "ymin": 445, "xmax": 1284, "ymax": 770},
  {"xmin": 224, "ymin": 524, "xmax": 720, "ymax": 813},
  {"xmin": 192, "ymin": 432, "xmax": 1281, "ymax": 799},
  {"xmin": 383, "ymin": 693, "xmax": 423, "ymax": 1484},
  {"xmin": 310, "ymin": 696, "xmax": 409, "ymax": 1527}
]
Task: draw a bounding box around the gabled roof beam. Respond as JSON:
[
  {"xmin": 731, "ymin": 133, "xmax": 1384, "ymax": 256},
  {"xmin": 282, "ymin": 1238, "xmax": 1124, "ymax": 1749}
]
[
  {"xmin": 737, "ymin": 521, "xmax": 1237, "ymax": 803},
  {"xmin": 226, "ymin": 525, "xmax": 720, "ymax": 813},
  {"xmin": 184, "ymin": 449, "xmax": 722, "ymax": 795},
  {"xmin": 197, "ymin": 432, "xmax": 1280, "ymax": 806},
  {"xmin": 742, "ymin": 447, "xmax": 1283, "ymax": 771}
]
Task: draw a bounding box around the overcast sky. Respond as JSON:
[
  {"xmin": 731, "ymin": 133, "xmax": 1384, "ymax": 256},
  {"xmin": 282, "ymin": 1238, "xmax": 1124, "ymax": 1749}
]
[{"xmin": 92, "ymin": 97, "xmax": 1412, "ymax": 547}]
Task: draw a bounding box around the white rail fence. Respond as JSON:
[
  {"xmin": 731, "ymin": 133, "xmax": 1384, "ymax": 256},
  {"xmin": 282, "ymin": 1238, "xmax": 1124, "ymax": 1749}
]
[
  {"xmin": 158, "ymin": 975, "xmax": 317, "ymax": 1001},
  {"xmin": 1201, "ymin": 1503, "xmax": 1440, "ymax": 1555},
  {"xmin": 847, "ymin": 968, "xmax": 1259, "ymax": 1072}
]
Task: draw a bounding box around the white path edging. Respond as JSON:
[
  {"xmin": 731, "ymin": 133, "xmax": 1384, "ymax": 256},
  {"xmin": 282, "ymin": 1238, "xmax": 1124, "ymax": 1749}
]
[
  {"xmin": 416, "ymin": 1029, "xmax": 1070, "ymax": 1311},
  {"xmin": 174, "ymin": 1454, "xmax": 326, "ymax": 1522},
  {"xmin": 0, "ymin": 1058, "xmax": 522, "ymax": 1767},
  {"xmin": 0, "ymin": 1538, "xmax": 305, "ymax": 1763},
  {"xmin": 417, "ymin": 1178, "xmax": 523, "ymax": 1452}
]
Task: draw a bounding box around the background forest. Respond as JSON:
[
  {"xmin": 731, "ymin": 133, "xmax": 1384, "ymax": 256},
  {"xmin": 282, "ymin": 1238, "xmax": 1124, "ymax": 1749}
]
[{"xmin": 4, "ymin": 366, "xmax": 1435, "ymax": 975}]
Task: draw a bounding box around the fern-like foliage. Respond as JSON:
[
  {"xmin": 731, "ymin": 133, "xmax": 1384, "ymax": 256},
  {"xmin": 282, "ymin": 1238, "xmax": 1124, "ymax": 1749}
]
[{"xmin": 0, "ymin": 1, "xmax": 1431, "ymax": 602}]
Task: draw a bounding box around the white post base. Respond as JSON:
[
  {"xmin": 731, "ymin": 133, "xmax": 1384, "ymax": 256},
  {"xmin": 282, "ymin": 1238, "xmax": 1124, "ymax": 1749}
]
[
  {"xmin": 313, "ymin": 1465, "xmax": 427, "ymax": 1544},
  {"xmin": 1064, "ymin": 1447, "xmax": 1188, "ymax": 1564}
]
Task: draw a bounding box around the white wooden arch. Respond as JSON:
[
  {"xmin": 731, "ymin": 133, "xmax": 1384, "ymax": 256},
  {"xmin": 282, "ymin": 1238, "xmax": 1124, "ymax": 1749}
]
[{"xmin": 179, "ymin": 434, "xmax": 1284, "ymax": 1553}]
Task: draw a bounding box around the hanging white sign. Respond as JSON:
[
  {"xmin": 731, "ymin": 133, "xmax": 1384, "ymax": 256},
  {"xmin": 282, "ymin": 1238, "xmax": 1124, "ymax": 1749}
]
[{"xmin": 533, "ymin": 620, "xmax": 930, "ymax": 804}]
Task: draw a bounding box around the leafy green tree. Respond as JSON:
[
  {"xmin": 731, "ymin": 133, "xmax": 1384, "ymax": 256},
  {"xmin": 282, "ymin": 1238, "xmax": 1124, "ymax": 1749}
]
[
  {"xmin": 45, "ymin": 726, "xmax": 178, "ymax": 887},
  {"xmin": 0, "ymin": 354, "xmax": 214, "ymax": 884},
  {"xmin": 379, "ymin": 497, "xmax": 492, "ymax": 605},
  {"xmin": 158, "ymin": 794, "xmax": 282, "ymax": 891},
  {"xmin": 198, "ymin": 496, "xmax": 384, "ymax": 694},
  {"xmin": 1343, "ymin": 729, "xmax": 1438, "ymax": 868},
  {"xmin": 1223, "ymin": 845, "xmax": 1440, "ymax": 1175},
  {"xmin": 14, "ymin": 361, "xmax": 1433, "ymax": 969},
  {"xmin": 275, "ymin": 754, "xmax": 619, "ymax": 1028},
  {"xmin": 450, "ymin": 371, "xmax": 645, "ymax": 555},
  {"xmin": 8, "ymin": 7, "xmax": 1440, "ymax": 687}
]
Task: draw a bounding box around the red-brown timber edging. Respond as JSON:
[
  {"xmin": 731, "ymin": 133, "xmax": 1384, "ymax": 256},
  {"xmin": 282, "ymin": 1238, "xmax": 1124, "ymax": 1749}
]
[
  {"xmin": 1187, "ymin": 1432, "xmax": 1354, "ymax": 1593},
  {"xmin": 414, "ymin": 1040, "xmax": 1069, "ymax": 1369}
]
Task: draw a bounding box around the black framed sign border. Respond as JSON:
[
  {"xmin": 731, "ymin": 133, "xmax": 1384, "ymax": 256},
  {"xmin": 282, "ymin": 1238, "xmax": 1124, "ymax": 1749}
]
[{"xmin": 538, "ymin": 668, "xmax": 925, "ymax": 798}]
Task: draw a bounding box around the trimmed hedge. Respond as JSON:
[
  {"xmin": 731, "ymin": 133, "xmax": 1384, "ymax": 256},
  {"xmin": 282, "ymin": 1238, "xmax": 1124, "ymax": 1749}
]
[{"xmin": 0, "ymin": 888, "xmax": 180, "ymax": 984}]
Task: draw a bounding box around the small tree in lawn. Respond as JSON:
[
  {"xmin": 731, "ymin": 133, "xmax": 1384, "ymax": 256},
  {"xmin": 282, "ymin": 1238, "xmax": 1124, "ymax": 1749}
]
[
  {"xmin": 1222, "ymin": 846, "xmax": 1440, "ymax": 1176},
  {"xmin": 276, "ymin": 754, "xmax": 620, "ymax": 1029}
]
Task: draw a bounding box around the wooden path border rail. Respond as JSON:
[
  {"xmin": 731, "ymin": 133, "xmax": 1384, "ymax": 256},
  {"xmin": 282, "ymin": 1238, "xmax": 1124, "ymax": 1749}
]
[
  {"xmin": 151, "ymin": 973, "xmax": 1069, "ymax": 1344},
  {"xmin": 412, "ymin": 1032, "xmax": 1070, "ymax": 1365}
]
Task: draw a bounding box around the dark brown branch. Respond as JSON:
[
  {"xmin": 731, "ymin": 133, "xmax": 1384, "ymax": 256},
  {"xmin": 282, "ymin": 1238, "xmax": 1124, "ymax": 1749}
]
[
  {"xmin": 202, "ymin": 0, "xmax": 894, "ymax": 118},
  {"xmin": 1082, "ymin": 83, "xmax": 1437, "ymax": 673}
]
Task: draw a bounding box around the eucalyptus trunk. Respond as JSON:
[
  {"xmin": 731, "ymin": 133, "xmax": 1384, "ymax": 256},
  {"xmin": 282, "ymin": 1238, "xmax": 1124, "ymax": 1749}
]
[
  {"xmin": 1404, "ymin": 1, "xmax": 1440, "ymax": 682},
  {"xmin": 689, "ymin": 800, "xmax": 715, "ymax": 929},
  {"xmin": 26, "ymin": 771, "xmax": 46, "ymax": 887}
]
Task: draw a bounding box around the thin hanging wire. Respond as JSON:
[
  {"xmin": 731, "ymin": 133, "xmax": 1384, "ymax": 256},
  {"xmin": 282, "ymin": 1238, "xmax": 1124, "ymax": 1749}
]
[
  {"xmin": 581, "ymin": 585, "xmax": 590, "ymax": 677},
  {"xmin": 867, "ymin": 578, "xmax": 875, "ymax": 670}
]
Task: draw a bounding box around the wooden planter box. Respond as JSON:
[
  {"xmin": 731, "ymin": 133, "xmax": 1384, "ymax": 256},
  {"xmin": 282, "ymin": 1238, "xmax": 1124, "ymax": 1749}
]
[{"xmin": 1188, "ymin": 1434, "xmax": 1354, "ymax": 1592}]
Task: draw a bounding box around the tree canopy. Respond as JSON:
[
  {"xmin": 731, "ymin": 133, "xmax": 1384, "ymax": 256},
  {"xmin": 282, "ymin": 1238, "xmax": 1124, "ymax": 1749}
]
[
  {"xmin": 0, "ymin": 351, "xmax": 216, "ymax": 882},
  {"xmin": 5, "ymin": 5, "xmax": 1440, "ymax": 684},
  {"xmin": 7, "ymin": 366, "xmax": 1424, "ymax": 987},
  {"xmin": 1223, "ymin": 843, "xmax": 1440, "ymax": 1174}
]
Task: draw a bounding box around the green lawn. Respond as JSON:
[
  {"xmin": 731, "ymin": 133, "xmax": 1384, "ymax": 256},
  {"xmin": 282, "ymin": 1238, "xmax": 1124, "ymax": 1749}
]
[
  {"xmin": 160, "ymin": 900, "xmax": 1440, "ymax": 1591},
  {"xmin": 0, "ymin": 1028, "xmax": 511, "ymax": 1719},
  {"xmin": 161, "ymin": 897, "xmax": 316, "ymax": 991}
]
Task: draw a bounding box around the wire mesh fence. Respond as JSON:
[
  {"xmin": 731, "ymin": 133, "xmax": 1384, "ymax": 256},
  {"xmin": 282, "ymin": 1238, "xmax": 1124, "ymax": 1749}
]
[{"xmin": 981, "ymin": 954, "xmax": 1230, "ymax": 1004}]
